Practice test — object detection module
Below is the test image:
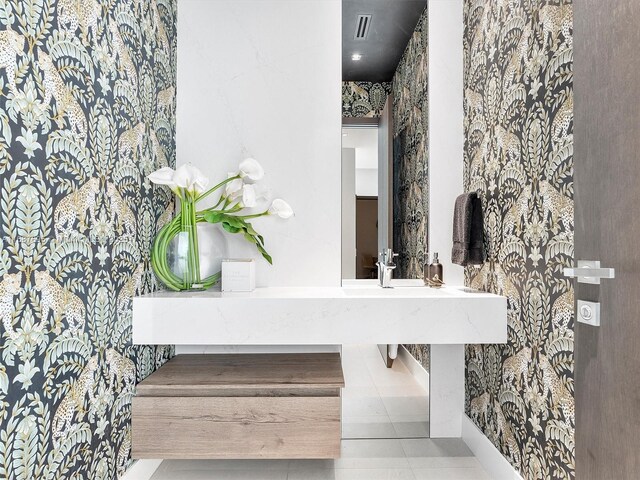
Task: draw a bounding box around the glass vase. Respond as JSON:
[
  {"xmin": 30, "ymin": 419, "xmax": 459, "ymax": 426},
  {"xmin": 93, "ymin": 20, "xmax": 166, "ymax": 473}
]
[{"xmin": 151, "ymin": 200, "xmax": 227, "ymax": 291}]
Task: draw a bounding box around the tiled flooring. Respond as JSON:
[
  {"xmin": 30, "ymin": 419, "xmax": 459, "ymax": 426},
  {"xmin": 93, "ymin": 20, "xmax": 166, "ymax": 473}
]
[
  {"xmin": 341, "ymin": 344, "xmax": 429, "ymax": 439},
  {"xmin": 149, "ymin": 345, "xmax": 490, "ymax": 480},
  {"xmin": 151, "ymin": 439, "xmax": 491, "ymax": 479}
]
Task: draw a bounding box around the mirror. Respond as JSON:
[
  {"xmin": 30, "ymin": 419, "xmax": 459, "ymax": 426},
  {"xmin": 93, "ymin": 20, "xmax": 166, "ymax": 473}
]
[
  {"xmin": 341, "ymin": 125, "xmax": 379, "ymax": 279},
  {"xmin": 341, "ymin": 0, "xmax": 429, "ymax": 282},
  {"xmin": 339, "ymin": 0, "xmax": 431, "ymax": 442}
]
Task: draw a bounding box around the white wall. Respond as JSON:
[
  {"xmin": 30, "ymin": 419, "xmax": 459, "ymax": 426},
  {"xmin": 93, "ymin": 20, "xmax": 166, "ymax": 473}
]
[
  {"xmin": 428, "ymin": 0, "xmax": 464, "ymax": 286},
  {"xmin": 341, "ymin": 148, "xmax": 356, "ymax": 279},
  {"xmin": 341, "ymin": 128, "xmax": 378, "ymax": 169},
  {"xmin": 355, "ymin": 168, "xmax": 378, "ymax": 197},
  {"xmin": 178, "ymin": 0, "xmax": 342, "ymax": 288},
  {"xmin": 342, "ymin": 127, "xmax": 378, "ymax": 197}
]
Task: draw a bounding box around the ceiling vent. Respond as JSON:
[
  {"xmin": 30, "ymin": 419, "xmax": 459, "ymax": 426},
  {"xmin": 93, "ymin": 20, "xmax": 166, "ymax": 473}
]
[{"xmin": 354, "ymin": 14, "xmax": 372, "ymax": 40}]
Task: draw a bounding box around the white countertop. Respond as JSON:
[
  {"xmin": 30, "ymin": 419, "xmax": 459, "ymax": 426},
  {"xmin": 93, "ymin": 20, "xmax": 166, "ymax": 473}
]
[
  {"xmin": 133, "ymin": 285, "xmax": 507, "ymax": 346},
  {"xmin": 137, "ymin": 285, "xmax": 495, "ymax": 299}
]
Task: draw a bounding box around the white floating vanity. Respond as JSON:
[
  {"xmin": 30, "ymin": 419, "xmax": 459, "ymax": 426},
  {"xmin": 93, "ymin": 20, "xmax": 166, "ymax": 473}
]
[
  {"xmin": 133, "ymin": 285, "xmax": 506, "ymax": 345},
  {"xmin": 132, "ymin": 283, "xmax": 506, "ymax": 457}
]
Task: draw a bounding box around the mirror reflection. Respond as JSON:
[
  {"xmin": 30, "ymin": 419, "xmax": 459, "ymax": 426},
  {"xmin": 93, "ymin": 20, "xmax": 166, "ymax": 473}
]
[
  {"xmin": 340, "ymin": 0, "xmax": 430, "ymax": 441},
  {"xmin": 341, "ymin": 127, "xmax": 379, "ymax": 279},
  {"xmin": 341, "ymin": 0, "xmax": 429, "ymax": 284}
]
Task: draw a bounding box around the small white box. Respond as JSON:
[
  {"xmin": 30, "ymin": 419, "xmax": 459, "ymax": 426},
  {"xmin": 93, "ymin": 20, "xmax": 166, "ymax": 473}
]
[{"xmin": 221, "ymin": 259, "xmax": 256, "ymax": 292}]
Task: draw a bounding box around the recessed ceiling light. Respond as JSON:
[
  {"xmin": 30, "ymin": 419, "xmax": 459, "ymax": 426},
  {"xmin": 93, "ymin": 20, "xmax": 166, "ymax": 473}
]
[
  {"xmin": 343, "ymin": 133, "xmax": 348, "ymax": 137},
  {"xmin": 351, "ymin": 53, "xmax": 362, "ymax": 61}
]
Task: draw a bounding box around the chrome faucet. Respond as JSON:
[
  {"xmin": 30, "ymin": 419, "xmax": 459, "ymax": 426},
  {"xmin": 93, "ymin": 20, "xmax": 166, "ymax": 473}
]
[{"xmin": 376, "ymin": 248, "xmax": 399, "ymax": 288}]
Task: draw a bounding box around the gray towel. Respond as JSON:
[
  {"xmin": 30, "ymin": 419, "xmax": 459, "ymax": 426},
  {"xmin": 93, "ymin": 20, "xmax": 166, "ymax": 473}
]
[{"xmin": 452, "ymin": 192, "xmax": 484, "ymax": 266}]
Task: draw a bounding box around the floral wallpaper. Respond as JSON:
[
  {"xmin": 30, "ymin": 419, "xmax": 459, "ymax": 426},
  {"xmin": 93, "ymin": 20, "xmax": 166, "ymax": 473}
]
[
  {"xmin": 0, "ymin": 0, "xmax": 176, "ymax": 478},
  {"xmin": 463, "ymin": 1, "xmax": 574, "ymax": 479},
  {"xmin": 392, "ymin": 6, "xmax": 428, "ymax": 281},
  {"xmin": 342, "ymin": 81, "xmax": 391, "ymax": 118},
  {"xmin": 391, "ymin": 6, "xmax": 430, "ymax": 371},
  {"xmin": 403, "ymin": 344, "xmax": 429, "ymax": 372}
]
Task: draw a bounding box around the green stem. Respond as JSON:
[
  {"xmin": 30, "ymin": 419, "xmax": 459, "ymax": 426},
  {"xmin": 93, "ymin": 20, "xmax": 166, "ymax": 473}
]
[
  {"xmin": 196, "ymin": 175, "xmax": 241, "ymax": 204},
  {"xmin": 151, "ymin": 210, "xmax": 222, "ymax": 291},
  {"xmin": 238, "ymin": 210, "xmax": 270, "ymax": 220},
  {"xmin": 213, "ymin": 195, "xmax": 225, "ymax": 209},
  {"xmin": 191, "ymin": 209, "xmax": 201, "ymax": 283},
  {"xmin": 199, "ymin": 204, "xmax": 244, "ymax": 217},
  {"xmin": 180, "ymin": 197, "xmax": 201, "ymax": 288},
  {"xmin": 151, "ymin": 216, "xmax": 184, "ymax": 291}
]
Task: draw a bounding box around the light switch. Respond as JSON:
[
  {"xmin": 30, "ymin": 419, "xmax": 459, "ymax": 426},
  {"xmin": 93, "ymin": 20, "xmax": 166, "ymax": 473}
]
[{"xmin": 577, "ymin": 300, "xmax": 600, "ymax": 327}]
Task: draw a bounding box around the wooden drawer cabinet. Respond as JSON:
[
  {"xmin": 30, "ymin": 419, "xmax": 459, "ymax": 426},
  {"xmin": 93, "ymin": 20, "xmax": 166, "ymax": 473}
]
[{"xmin": 132, "ymin": 353, "xmax": 344, "ymax": 459}]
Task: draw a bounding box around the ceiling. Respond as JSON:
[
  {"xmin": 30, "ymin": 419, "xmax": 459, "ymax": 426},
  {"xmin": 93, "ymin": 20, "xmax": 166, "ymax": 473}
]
[{"xmin": 342, "ymin": 0, "xmax": 428, "ymax": 83}]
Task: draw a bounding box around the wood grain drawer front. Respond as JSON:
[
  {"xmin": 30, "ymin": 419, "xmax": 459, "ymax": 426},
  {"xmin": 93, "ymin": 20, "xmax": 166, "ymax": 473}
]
[{"xmin": 132, "ymin": 396, "xmax": 341, "ymax": 459}]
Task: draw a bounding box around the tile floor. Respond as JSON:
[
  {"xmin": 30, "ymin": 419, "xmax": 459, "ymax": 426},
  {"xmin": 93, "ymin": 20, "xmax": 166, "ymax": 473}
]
[
  {"xmin": 341, "ymin": 344, "xmax": 429, "ymax": 439},
  {"xmin": 149, "ymin": 345, "xmax": 491, "ymax": 480}
]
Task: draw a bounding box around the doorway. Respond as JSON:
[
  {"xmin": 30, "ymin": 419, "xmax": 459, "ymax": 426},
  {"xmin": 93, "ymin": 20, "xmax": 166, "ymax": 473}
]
[
  {"xmin": 341, "ymin": 126, "xmax": 379, "ymax": 280},
  {"xmin": 356, "ymin": 197, "xmax": 378, "ymax": 278}
]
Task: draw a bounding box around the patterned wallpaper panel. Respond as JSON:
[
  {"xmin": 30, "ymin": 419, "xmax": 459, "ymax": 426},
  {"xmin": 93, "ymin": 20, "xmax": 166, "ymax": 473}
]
[
  {"xmin": 342, "ymin": 81, "xmax": 392, "ymax": 118},
  {"xmin": 391, "ymin": 6, "xmax": 430, "ymax": 371},
  {"xmin": 463, "ymin": 1, "xmax": 574, "ymax": 478},
  {"xmin": 403, "ymin": 344, "xmax": 429, "ymax": 372},
  {"xmin": 0, "ymin": 1, "xmax": 176, "ymax": 478},
  {"xmin": 392, "ymin": 7, "xmax": 428, "ymax": 280}
]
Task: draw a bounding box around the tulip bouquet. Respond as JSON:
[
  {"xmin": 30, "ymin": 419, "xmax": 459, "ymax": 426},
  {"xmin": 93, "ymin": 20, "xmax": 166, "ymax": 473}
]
[{"xmin": 149, "ymin": 159, "xmax": 293, "ymax": 291}]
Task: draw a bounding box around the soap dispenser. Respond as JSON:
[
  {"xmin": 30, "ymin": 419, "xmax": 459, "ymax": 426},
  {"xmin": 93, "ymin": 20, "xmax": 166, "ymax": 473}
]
[
  {"xmin": 427, "ymin": 252, "xmax": 444, "ymax": 288},
  {"xmin": 423, "ymin": 252, "xmax": 431, "ymax": 286}
]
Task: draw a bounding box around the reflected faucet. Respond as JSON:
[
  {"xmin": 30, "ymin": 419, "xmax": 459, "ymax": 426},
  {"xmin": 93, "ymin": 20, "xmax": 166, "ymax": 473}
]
[{"xmin": 376, "ymin": 248, "xmax": 399, "ymax": 288}]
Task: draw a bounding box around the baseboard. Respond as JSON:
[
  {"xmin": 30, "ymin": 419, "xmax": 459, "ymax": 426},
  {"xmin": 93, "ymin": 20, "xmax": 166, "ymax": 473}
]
[
  {"xmin": 398, "ymin": 344, "xmax": 429, "ymax": 392},
  {"xmin": 120, "ymin": 459, "xmax": 162, "ymax": 480},
  {"xmin": 462, "ymin": 415, "xmax": 523, "ymax": 480}
]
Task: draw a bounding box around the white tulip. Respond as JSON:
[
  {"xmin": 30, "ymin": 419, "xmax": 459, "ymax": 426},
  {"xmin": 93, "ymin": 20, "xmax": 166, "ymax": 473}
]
[
  {"xmin": 148, "ymin": 167, "xmax": 178, "ymax": 190},
  {"xmin": 172, "ymin": 164, "xmax": 209, "ymax": 195},
  {"xmin": 225, "ymin": 177, "xmax": 244, "ymax": 198},
  {"xmin": 241, "ymin": 184, "xmax": 257, "ymax": 208},
  {"xmin": 268, "ymin": 199, "xmax": 293, "ymax": 219},
  {"xmin": 239, "ymin": 158, "xmax": 264, "ymax": 182}
]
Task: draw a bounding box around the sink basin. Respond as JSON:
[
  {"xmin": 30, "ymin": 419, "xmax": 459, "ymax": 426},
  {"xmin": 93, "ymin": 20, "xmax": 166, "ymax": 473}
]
[
  {"xmin": 341, "ymin": 278, "xmax": 425, "ymax": 288},
  {"xmin": 341, "ymin": 278, "xmax": 467, "ymax": 297},
  {"xmin": 342, "ymin": 286, "xmax": 452, "ymax": 297}
]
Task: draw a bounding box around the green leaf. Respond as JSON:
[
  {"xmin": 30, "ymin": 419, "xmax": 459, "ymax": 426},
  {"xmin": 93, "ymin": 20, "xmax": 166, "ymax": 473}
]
[
  {"xmin": 224, "ymin": 216, "xmax": 245, "ymax": 228},
  {"xmin": 244, "ymin": 222, "xmax": 258, "ymax": 235},
  {"xmin": 242, "ymin": 221, "xmax": 265, "ymax": 245},
  {"xmin": 256, "ymin": 243, "xmax": 273, "ymax": 265},
  {"xmin": 203, "ymin": 211, "xmax": 224, "ymax": 224},
  {"xmin": 222, "ymin": 222, "xmax": 241, "ymax": 234},
  {"xmin": 201, "ymin": 211, "xmax": 271, "ymax": 262}
]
